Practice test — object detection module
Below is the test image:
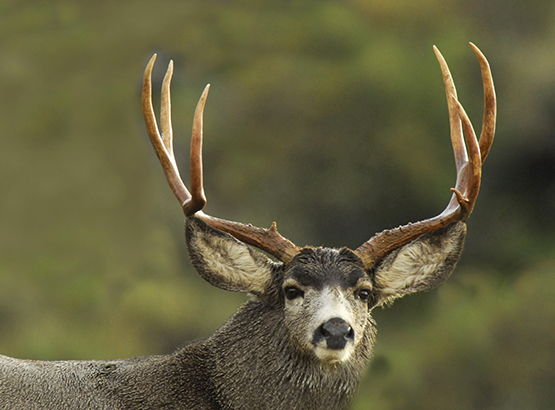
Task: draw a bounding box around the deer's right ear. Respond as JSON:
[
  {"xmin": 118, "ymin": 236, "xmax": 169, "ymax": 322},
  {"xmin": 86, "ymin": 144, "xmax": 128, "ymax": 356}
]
[{"xmin": 185, "ymin": 217, "xmax": 278, "ymax": 294}]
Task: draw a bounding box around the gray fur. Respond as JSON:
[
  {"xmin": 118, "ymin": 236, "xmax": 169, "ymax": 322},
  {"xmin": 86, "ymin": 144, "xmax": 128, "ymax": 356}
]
[{"xmin": 0, "ymin": 217, "xmax": 466, "ymax": 409}]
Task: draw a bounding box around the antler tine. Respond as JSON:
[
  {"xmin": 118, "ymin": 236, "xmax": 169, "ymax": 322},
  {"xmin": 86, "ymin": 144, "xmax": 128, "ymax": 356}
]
[
  {"xmin": 142, "ymin": 54, "xmax": 191, "ymax": 207},
  {"xmin": 142, "ymin": 55, "xmax": 301, "ymax": 263},
  {"xmin": 160, "ymin": 60, "xmax": 174, "ymax": 156},
  {"xmin": 183, "ymin": 85, "xmax": 210, "ymax": 216},
  {"xmin": 470, "ymin": 42, "xmax": 496, "ymax": 163},
  {"xmin": 448, "ymin": 94, "xmax": 481, "ymax": 218},
  {"xmin": 354, "ymin": 44, "xmax": 496, "ymax": 269},
  {"xmin": 433, "ymin": 45, "xmax": 467, "ymax": 172}
]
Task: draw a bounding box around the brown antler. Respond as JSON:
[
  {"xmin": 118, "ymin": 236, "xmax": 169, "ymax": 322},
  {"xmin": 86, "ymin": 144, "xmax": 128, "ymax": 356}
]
[
  {"xmin": 142, "ymin": 44, "xmax": 495, "ymax": 268},
  {"xmin": 354, "ymin": 43, "xmax": 496, "ymax": 269},
  {"xmin": 142, "ymin": 54, "xmax": 301, "ymax": 263}
]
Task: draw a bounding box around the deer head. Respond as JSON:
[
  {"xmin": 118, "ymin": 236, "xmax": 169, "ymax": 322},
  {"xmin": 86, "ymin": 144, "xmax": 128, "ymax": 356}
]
[{"xmin": 141, "ymin": 43, "xmax": 495, "ymax": 365}]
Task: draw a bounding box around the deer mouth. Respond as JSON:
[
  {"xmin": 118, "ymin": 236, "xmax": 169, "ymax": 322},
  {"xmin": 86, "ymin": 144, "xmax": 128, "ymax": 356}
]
[{"xmin": 312, "ymin": 342, "xmax": 354, "ymax": 363}]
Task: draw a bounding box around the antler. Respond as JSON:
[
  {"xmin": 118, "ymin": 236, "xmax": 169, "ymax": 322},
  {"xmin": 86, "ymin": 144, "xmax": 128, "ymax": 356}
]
[
  {"xmin": 142, "ymin": 54, "xmax": 301, "ymax": 263},
  {"xmin": 142, "ymin": 43, "xmax": 495, "ymax": 269},
  {"xmin": 354, "ymin": 43, "xmax": 496, "ymax": 268}
]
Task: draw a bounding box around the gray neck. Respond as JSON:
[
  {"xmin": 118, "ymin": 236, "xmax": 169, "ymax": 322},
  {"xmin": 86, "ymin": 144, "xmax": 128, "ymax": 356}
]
[{"xmin": 187, "ymin": 299, "xmax": 374, "ymax": 410}]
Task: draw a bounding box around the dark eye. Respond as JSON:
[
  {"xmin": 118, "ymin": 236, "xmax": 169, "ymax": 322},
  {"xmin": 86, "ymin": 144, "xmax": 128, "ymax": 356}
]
[
  {"xmin": 357, "ymin": 289, "xmax": 372, "ymax": 303},
  {"xmin": 284, "ymin": 286, "xmax": 304, "ymax": 301}
]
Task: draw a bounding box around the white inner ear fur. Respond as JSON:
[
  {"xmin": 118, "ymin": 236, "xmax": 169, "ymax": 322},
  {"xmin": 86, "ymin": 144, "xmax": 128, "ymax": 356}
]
[
  {"xmin": 374, "ymin": 234, "xmax": 459, "ymax": 299},
  {"xmin": 193, "ymin": 232, "xmax": 273, "ymax": 294}
]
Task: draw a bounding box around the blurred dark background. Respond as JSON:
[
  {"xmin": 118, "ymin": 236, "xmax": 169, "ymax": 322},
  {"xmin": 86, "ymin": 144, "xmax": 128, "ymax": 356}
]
[{"xmin": 1, "ymin": 1, "xmax": 555, "ymax": 409}]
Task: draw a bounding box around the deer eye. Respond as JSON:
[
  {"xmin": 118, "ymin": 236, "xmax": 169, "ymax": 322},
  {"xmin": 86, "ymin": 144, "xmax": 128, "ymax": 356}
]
[
  {"xmin": 284, "ymin": 286, "xmax": 304, "ymax": 301},
  {"xmin": 356, "ymin": 289, "xmax": 372, "ymax": 303}
]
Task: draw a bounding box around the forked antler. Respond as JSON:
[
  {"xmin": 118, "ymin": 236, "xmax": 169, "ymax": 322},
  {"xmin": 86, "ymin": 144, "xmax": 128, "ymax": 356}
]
[
  {"xmin": 141, "ymin": 43, "xmax": 496, "ymax": 268},
  {"xmin": 142, "ymin": 54, "xmax": 301, "ymax": 263},
  {"xmin": 354, "ymin": 43, "xmax": 496, "ymax": 268}
]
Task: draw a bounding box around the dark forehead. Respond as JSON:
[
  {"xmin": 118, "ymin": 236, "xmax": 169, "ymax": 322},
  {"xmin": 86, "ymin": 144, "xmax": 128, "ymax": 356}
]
[{"xmin": 285, "ymin": 247, "xmax": 368, "ymax": 290}]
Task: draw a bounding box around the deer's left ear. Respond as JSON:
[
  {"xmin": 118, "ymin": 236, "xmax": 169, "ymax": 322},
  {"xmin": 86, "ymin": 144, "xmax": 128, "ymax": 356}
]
[
  {"xmin": 185, "ymin": 216, "xmax": 279, "ymax": 294},
  {"xmin": 372, "ymin": 222, "xmax": 466, "ymax": 305}
]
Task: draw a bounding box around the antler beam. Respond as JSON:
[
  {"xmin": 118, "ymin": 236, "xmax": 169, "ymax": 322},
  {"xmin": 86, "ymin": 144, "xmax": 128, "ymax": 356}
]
[
  {"xmin": 354, "ymin": 43, "xmax": 496, "ymax": 268},
  {"xmin": 142, "ymin": 54, "xmax": 301, "ymax": 263}
]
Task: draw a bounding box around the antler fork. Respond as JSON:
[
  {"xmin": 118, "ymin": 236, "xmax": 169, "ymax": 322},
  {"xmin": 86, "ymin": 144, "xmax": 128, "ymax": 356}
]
[
  {"xmin": 354, "ymin": 43, "xmax": 496, "ymax": 268},
  {"xmin": 142, "ymin": 55, "xmax": 301, "ymax": 263}
]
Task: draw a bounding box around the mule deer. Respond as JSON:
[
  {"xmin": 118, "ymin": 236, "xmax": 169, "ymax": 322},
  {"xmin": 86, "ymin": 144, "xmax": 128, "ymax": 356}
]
[{"xmin": 0, "ymin": 43, "xmax": 495, "ymax": 409}]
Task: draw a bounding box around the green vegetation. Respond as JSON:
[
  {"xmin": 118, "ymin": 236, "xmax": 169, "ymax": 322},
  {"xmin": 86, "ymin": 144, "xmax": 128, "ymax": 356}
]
[{"xmin": 1, "ymin": 1, "xmax": 554, "ymax": 408}]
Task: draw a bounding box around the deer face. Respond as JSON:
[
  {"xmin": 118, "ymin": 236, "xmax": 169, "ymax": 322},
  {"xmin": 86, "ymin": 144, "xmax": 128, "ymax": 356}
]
[
  {"xmin": 281, "ymin": 248, "xmax": 374, "ymax": 363},
  {"xmin": 186, "ymin": 216, "xmax": 466, "ymax": 364}
]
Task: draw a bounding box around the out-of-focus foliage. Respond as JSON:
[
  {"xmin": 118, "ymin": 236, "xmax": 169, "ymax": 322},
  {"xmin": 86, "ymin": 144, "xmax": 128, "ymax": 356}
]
[
  {"xmin": 1, "ymin": 0, "xmax": 554, "ymax": 408},
  {"xmin": 357, "ymin": 262, "xmax": 555, "ymax": 409}
]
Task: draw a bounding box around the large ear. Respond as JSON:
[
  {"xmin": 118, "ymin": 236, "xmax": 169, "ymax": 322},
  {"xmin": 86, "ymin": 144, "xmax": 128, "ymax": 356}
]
[
  {"xmin": 372, "ymin": 221, "xmax": 466, "ymax": 305},
  {"xmin": 185, "ymin": 216, "xmax": 279, "ymax": 294}
]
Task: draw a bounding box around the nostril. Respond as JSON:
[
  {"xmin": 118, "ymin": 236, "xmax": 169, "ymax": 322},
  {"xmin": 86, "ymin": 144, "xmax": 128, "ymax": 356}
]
[
  {"xmin": 322, "ymin": 321, "xmax": 351, "ymax": 339},
  {"xmin": 315, "ymin": 317, "xmax": 354, "ymax": 350}
]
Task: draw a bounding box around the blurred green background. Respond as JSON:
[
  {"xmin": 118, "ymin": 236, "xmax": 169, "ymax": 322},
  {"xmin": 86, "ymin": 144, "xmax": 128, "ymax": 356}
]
[{"xmin": 1, "ymin": 1, "xmax": 555, "ymax": 408}]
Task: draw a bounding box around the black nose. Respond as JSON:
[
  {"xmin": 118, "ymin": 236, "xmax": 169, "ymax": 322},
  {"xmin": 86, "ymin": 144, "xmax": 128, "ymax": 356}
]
[{"xmin": 315, "ymin": 317, "xmax": 354, "ymax": 350}]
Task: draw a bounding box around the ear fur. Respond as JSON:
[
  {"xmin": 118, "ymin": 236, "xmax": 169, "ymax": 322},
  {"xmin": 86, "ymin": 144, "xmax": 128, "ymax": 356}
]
[
  {"xmin": 372, "ymin": 221, "xmax": 466, "ymax": 305},
  {"xmin": 185, "ymin": 217, "xmax": 278, "ymax": 294}
]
